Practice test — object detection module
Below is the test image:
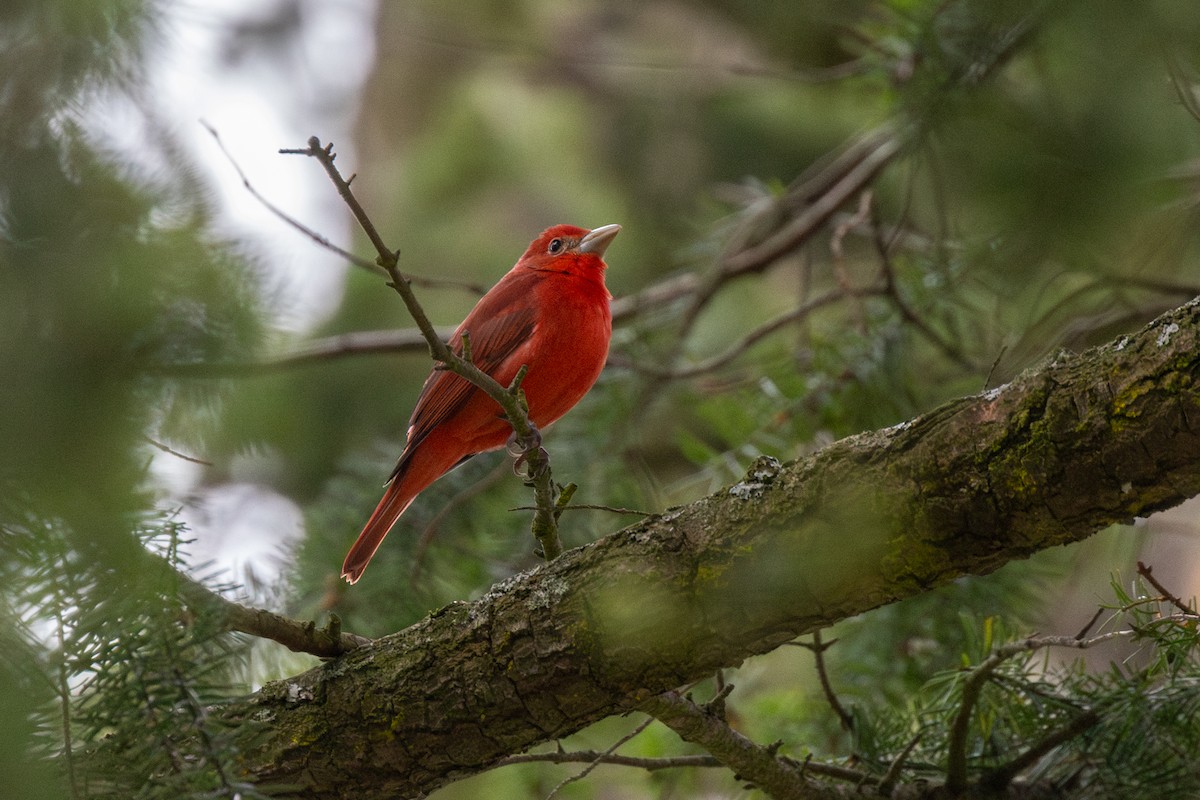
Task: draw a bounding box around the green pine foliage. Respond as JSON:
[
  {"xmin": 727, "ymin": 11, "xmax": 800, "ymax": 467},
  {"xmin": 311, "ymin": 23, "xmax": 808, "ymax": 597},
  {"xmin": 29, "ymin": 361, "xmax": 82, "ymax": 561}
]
[{"xmin": 2, "ymin": 508, "xmax": 261, "ymax": 800}]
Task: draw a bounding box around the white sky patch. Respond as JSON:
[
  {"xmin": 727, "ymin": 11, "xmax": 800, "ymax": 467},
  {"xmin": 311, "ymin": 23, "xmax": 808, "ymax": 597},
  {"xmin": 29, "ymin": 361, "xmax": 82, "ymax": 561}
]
[
  {"xmin": 95, "ymin": 0, "xmax": 379, "ymax": 334},
  {"xmin": 179, "ymin": 482, "xmax": 306, "ymax": 584}
]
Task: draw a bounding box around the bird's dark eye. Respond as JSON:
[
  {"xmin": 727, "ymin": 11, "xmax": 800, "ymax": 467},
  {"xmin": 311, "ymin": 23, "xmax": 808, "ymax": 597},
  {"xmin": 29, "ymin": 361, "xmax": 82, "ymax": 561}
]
[{"xmin": 547, "ymin": 238, "xmax": 564, "ymax": 254}]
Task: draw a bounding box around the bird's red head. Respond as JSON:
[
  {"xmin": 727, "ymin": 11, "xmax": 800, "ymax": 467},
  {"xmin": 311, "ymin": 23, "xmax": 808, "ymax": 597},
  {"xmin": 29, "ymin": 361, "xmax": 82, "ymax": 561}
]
[{"xmin": 517, "ymin": 223, "xmax": 621, "ymax": 276}]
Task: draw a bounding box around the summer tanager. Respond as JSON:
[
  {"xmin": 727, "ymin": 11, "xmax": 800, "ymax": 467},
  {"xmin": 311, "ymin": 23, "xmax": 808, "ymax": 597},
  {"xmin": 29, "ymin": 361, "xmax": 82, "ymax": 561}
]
[{"xmin": 341, "ymin": 223, "xmax": 620, "ymax": 583}]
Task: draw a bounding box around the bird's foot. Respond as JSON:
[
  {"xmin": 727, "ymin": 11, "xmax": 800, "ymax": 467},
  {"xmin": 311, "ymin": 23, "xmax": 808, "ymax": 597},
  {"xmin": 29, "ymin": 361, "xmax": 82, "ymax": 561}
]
[{"xmin": 507, "ymin": 426, "xmax": 548, "ymax": 478}]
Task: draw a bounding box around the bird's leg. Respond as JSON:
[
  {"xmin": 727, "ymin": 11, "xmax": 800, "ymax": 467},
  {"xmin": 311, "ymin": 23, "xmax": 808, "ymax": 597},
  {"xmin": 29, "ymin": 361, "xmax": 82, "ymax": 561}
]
[{"xmin": 507, "ymin": 424, "xmax": 549, "ymax": 479}]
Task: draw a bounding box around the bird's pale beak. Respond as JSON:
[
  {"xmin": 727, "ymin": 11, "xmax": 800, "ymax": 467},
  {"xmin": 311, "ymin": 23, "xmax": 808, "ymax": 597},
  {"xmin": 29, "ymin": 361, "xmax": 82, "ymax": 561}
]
[{"xmin": 579, "ymin": 224, "xmax": 621, "ymax": 257}]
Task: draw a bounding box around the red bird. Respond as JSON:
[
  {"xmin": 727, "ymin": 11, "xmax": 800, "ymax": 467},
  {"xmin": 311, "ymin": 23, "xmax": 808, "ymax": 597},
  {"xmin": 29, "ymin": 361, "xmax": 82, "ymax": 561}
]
[{"xmin": 342, "ymin": 223, "xmax": 620, "ymax": 583}]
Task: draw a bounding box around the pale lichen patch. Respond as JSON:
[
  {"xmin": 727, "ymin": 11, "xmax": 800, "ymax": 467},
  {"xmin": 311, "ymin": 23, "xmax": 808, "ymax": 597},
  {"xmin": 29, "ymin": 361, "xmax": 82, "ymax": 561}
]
[{"xmin": 1156, "ymin": 322, "xmax": 1179, "ymax": 347}]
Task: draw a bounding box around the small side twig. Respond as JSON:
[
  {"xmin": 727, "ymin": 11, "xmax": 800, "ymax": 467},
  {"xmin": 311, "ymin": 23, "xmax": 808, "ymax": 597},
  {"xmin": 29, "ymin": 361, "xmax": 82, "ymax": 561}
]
[
  {"xmin": 981, "ymin": 709, "xmax": 1100, "ymax": 790},
  {"xmin": 141, "ymin": 435, "xmax": 213, "ymax": 467},
  {"xmin": 792, "ymin": 631, "xmax": 854, "ymax": 732},
  {"xmin": 870, "ymin": 203, "xmax": 976, "ymax": 372},
  {"xmin": 875, "ymin": 730, "xmax": 922, "ymax": 796},
  {"xmin": 705, "ymin": 672, "xmax": 735, "ymax": 721},
  {"xmin": 509, "ymin": 502, "xmax": 655, "ymax": 517},
  {"xmin": 204, "ymin": 122, "xmax": 384, "ymax": 278},
  {"xmin": 623, "ymin": 285, "xmax": 887, "ymax": 380},
  {"xmin": 544, "ymin": 716, "xmax": 655, "ymax": 800},
  {"xmin": 675, "ymin": 126, "xmax": 902, "ymax": 339},
  {"xmin": 1137, "ymin": 560, "xmax": 1195, "ymax": 615},
  {"xmin": 497, "ymin": 750, "xmax": 720, "ymax": 771},
  {"xmin": 1073, "ymin": 606, "xmax": 1107, "ymax": 641}
]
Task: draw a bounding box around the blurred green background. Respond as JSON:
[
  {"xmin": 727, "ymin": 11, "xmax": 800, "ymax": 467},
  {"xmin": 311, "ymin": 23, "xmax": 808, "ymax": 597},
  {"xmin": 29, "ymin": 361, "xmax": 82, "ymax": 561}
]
[{"xmin": 4, "ymin": 0, "xmax": 1200, "ymax": 797}]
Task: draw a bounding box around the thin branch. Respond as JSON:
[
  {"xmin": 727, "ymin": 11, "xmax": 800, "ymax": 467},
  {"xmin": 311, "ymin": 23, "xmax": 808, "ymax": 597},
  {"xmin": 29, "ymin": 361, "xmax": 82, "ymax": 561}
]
[
  {"xmin": 723, "ymin": 129, "xmax": 904, "ymax": 279},
  {"xmin": 1136, "ymin": 560, "xmax": 1196, "ymax": 616},
  {"xmin": 944, "ymin": 650, "xmax": 1003, "ymax": 792},
  {"xmin": 875, "ymin": 730, "xmax": 922, "ymax": 796},
  {"xmin": 545, "ymin": 716, "xmax": 655, "ymax": 800},
  {"xmin": 612, "ymin": 272, "xmax": 702, "ymax": 323},
  {"xmin": 704, "ymin": 675, "xmax": 735, "ymax": 721},
  {"xmin": 501, "ymin": 745, "xmax": 873, "ymax": 786},
  {"xmin": 869, "ymin": 203, "xmax": 976, "ymax": 372},
  {"xmin": 676, "ymin": 126, "xmax": 903, "ymax": 338},
  {"xmin": 510, "ymin": 502, "xmax": 655, "ymax": 517},
  {"xmin": 1073, "ymin": 606, "xmax": 1107, "ymax": 641},
  {"xmin": 154, "ymin": 327, "xmax": 453, "ymax": 377},
  {"xmin": 622, "ymin": 286, "xmax": 886, "ymax": 380},
  {"xmin": 983, "ymin": 346, "xmax": 1008, "ymax": 392},
  {"xmin": 159, "ymin": 270, "xmax": 701, "ymax": 377},
  {"xmin": 981, "ymin": 709, "xmax": 1100, "ymax": 789},
  {"xmin": 203, "ymin": 122, "xmax": 385, "ymax": 278},
  {"xmin": 141, "ymin": 435, "xmax": 213, "ymax": 466},
  {"xmin": 497, "ymin": 750, "xmax": 721, "ymax": 771},
  {"xmin": 793, "ymin": 632, "xmax": 854, "ymax": 733}
]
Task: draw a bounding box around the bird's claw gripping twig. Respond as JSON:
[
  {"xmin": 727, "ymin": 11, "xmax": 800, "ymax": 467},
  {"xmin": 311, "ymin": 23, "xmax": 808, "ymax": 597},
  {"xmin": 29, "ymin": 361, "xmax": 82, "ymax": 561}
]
[{"xmin": 507, "ymin": 426, "xmax": 548, "ymax": 478}]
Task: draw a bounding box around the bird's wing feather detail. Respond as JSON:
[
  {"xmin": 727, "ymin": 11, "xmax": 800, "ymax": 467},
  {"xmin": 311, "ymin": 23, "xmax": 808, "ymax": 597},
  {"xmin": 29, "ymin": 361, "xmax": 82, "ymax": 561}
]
[{"xmin": 388, "ymin": 287, "xmax": 539, "ymax": 482}]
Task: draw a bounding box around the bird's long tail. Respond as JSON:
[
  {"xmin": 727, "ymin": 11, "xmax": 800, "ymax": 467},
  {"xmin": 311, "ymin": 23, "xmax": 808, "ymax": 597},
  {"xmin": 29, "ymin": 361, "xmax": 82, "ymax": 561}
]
[{"xmin": 341, "ymin": 465, "xmax": 420, "ymax": 584}]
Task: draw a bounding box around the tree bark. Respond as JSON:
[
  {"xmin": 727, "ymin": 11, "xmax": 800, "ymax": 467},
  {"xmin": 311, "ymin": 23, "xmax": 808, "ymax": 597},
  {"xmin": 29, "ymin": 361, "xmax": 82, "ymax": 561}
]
[{"xmin": 227, "ymin": 299, "xmax": 1200, "ymax": 798}]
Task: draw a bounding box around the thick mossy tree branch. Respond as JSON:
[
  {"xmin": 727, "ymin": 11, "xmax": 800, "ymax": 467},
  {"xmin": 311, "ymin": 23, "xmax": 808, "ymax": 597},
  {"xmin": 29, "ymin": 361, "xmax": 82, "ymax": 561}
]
[
  {"xmin": 220, "ymin": 299, "xmax": 1200, "ymax": 798},
  {"xmin": 282, "ymin": 136, "xmax": 563, "ymax": 560}
]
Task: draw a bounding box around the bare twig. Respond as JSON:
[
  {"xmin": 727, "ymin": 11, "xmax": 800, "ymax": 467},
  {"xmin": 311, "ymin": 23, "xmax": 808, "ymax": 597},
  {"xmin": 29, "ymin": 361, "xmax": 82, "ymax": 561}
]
[
  {"xmin": 161, "ymin": 271, "xmax": 702, "ymax": 377},
  {"xmin": 793, "ymin": 631, "xmax": 854, "ymax": 733},
  {"xmin": 1073, "ymin": 607, "xmax": 1107, "ymax": 641},
  {"xmin": 498, "ymin": 750, "xmax": 720, "ymax": 771},
  {"xmin": 723, "ymin": 130, "xmax": 904, "ymax": 279},
  {"xmin": 705, "ymin": 673, "xmax": 735, "ymax": 721},
  {"xmin": 544, "ymin": 716, "xmax": 655, "ymax": 800},
  {"xmin": 875, "ymin": 730, "xmax": 922, "ymax": 796},
  {"xmin": 500, "ymin": 745, "xmax": 868, "ymax": 785},
  {"xmin": 981, "ymin": 710, "xmax": 1100, "ymax": 790},
  {"xmin": 623, "ymin": 286, "xmax": 886, "ymax": 380},
  {"xmin": 983, "ymin": 346, "xmax": 1008, "ymax": 391},
  {"xmin": 612, "ymin": 272, "xmax": 702, "ymax": 323},
  {"xmin": 870, "ymin": 205, "xmax": 976, "ymax": 372},
  {"xmin": 677, "ymin": 126, "xmax": 903, "ymax": 339},
  {"xmin": 203, "ymin": 122, "xmax": 384, "ymax": 278},
  {"xmin": 1137, "ymin": 560, "xmax": 1196, "ymax": 616},
  {"xmin": 282, "ymin": 136, "xmax": 565, "ymax": 562},
  {"xmin": 510, "ymin": 502, "xmax": 654, "ymax": 517},
  {"xmin": 141, "ymin": 435, "xmax": 213, "ymax": 466}
]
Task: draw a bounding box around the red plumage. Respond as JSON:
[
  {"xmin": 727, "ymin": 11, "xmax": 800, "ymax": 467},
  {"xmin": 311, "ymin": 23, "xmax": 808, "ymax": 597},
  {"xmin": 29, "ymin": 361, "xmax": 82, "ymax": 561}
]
[{"xmin": 341, "ymin": 223, "xmax": 619, "ymax": 583}]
